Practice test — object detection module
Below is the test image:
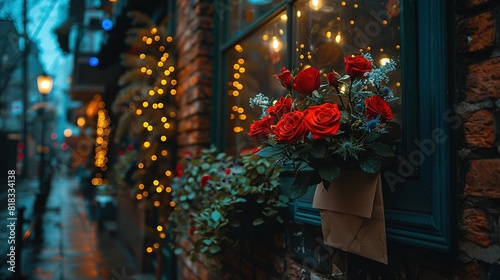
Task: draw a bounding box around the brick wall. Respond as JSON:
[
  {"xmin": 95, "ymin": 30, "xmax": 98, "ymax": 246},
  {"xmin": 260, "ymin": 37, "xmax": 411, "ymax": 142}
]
[
  {"xmin": 175, "ymin": 0, "xmax": 214, "ymax": 157},
  {"xmin": 456, "ymin": 0, "xmax": 500, "ymax": 278},
  {"xmin": 173, "ymin": 0, "xmax": 500, "ymax": 279},
  {"xmin": 174, "ymin": 0, "xmax": 214, "ymax": 278}
]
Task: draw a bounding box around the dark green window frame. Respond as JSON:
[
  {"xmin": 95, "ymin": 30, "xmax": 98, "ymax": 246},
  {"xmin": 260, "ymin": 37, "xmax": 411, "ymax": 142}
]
[{"xmin": 212, "ymin": 0, "xmax": 453, "ymax": 252}]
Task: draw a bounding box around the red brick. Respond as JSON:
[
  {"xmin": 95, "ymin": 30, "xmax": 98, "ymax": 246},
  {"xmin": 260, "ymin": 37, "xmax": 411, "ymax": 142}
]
[
  {"xmin": 465, "ymin": 160, "xmax": 500, "ymax": 198},
  {"xmin": 457, "ymin": 12, "xmax": 495, "ymax": 53},
  {"xmin": 178, "ymin": 116, "xmax": 211, "ymax": 133},
  {"xmin": 461, "ymin": 208, "xmax": 491, "ymax": 247},
  {"xmin": 465, "ymin": 57, "xmax": 500, "ymax": 102},
  {"xmin": 464, "ymin": 0, "xmax": 493, "ymax": 9},
  {"xmin": 455, "ymin": 261, "xmax": 481, "ymax": 280},
  {"xmin": 177, "ymin": 130, "xmax": 211, "ymax": 146},
  {"xmin": 463, "ymin": 110, "xmax": 494, "ymax": 147}
]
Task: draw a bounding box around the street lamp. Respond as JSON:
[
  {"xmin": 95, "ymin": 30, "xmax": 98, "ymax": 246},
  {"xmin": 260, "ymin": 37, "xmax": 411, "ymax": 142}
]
[
  {"xmin": 37, "ymin": 74, "xmax": 53, "ymax": 95},
  {"xmin": 37, "ymin": 74, "xmax": 53, "ymax": 193}
]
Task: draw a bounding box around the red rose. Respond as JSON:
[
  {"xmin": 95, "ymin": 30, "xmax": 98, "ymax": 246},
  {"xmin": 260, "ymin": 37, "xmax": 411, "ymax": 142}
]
[
  {"xmin": 248, "ymin": 115, "xmax": 277, "ymax": 140},
  {"xmin": 344, "ymin": 55, "xmax": 373, "ymax": 78},
  {"xmin": 188, "ymin": 227, "xmax": 195, "ymax": 236},
  {"xmin": 273, "ymin": 67, "xmax": 292, "ymax": 89},
  {"xmin": 200, "ymin": 174, "xmax": 211, "ymax": 187},
  {"xmin": 224, "ymin": 168, "xmax": 232, "ymax": 175},
  {"xmin": 176, "ymin": 162, "xmax": 183, "ymax": 178},
  {"xmin": 304, "ymin": 103, "xmax": 341, "ymax": 139},
  {"xmin": 327, "ymin": 72, "xmax": 338, "ymax": 87},
  {"xmin": 364, "ymin": 96, "xmax": 393, "ymax": 121},
  {"xmin": 266, "ymin": 97, "xmax": 292, "ymax": 117},
  {"xmin": 273, "ymin": 111, "xmax": 307, "ymax": 142},
  {"xmin": 182, "ymin": 150, "xmax": 192, "ymax": 159},
  {"xmin": 293, "ymin": 67, "xmax": 321, "ymax": 95}
]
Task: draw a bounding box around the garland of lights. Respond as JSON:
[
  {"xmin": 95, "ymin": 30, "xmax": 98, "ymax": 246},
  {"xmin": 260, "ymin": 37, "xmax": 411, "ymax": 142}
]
[
  {"xmin": 92, "ymin": 104, "xmax": 110, "ymax": 186},
  {"xmin": 111, "ymin": 12, "xmax": 177, "ymax": 256}
]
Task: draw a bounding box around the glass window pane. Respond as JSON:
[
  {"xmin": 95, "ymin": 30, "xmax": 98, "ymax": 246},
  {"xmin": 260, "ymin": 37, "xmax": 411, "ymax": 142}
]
[
  {"xmin": 293, "ymin": 0, "xmax": 402, "ymax": 136},
  {"xmin": 226, "ymin": 0, "xmax": 284, "ymax": 39},
  {"xmin": 224, "ymin": 13, "xmax": 287, "ymax": 155}
]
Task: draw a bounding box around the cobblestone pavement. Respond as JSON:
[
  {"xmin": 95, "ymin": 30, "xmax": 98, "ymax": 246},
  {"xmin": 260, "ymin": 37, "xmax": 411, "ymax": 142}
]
[{"xmin": 0, "ymin": 174, "xmax": 154, "ymax": 280}]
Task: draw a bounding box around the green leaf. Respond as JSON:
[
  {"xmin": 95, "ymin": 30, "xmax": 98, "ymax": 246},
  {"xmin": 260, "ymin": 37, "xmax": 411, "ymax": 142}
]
[
  {"xmin": 202, "ymin": 239, "xmax": 212, "ymax": 245},
  {"xmin": 311, "ymin": 145, "xmax": 327, "ymax": 158},
  {"xmin": 277, "ymin": 216, "xmax": 284, "ymax": 224},
  {"xmin": 365, "ymin": 131, "xmax": 381, "ymax": 143},
  {"xmin": 278, "ymin": 195, "xmax": 290, "ymax": 204},
  {"xmin": 209, "ymin": 244, "xmax": 220, "ymax": 253},
  {"xmin": 174, "ymin": 248, "xmax": 183, "ymax": 255},
  {"xmin": 201, "ymin": 163, "xmax": 211, "ymax": 170},
  {"xmin": 318, "ymin": 165, "xmax": 340, "ymax": 182},
  {"xmin": 367, "ymin": 142, "xmax": 395, "ymax": 157},
  {"xmin": 257, "ymin": 146, "xmax": 284, "ymax": 158},
  {"xmin": 291, "ymin": 146, "xmax": 312, "ymax": 159},
  {"xmin": 253, "ymin": 218, "xmax": 264, "ymax": 226},
  {"xmin": 256, "ymin": 165, "xmax": 266, "ymax": 175},
  {"xmin": 216, "ymin": 153, "xmax": 226, "ymax": 160},
  {"xmin": 340, "ymin": 110, "xmax": 350, "ymax": 123},
  {"xmin": 210, "ymin": 210, "xmax": 221, "ymax": 222},
  {"xmin": 359, "ymin": 157, "xmax": 382, "ymax": 174},
  {"xmin": 291, "ymin": 175, "xmax": 312, "ymax": 200}
]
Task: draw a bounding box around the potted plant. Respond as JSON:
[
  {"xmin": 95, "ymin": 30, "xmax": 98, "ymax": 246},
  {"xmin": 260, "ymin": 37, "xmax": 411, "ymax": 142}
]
[{"xmin": 169, "ymin": 147, "xmax": 289, "ymax": 269}]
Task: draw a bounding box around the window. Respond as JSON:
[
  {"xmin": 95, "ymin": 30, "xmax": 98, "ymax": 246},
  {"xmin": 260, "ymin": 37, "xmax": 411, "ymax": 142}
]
[{"xmin": 213, "ymin": 0, "xmax": 452, "ymax": 252}]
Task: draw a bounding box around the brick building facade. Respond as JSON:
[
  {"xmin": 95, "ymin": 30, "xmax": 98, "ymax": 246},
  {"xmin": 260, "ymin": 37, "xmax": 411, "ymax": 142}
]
[{"xmin": 173, "ymin": 0, "xmax": 499, "ymax": 279}]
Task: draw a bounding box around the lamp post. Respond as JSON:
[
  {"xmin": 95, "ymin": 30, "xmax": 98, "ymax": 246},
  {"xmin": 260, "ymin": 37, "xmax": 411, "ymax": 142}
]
[{"xmin": 37, "ymin": 74, "xmax": 53, "ymax": 190}]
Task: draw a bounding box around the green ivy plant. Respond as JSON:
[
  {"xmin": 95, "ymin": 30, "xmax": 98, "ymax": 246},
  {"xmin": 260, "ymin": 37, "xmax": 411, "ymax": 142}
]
[{"xmin": 169, "ymin": 146, "xmax": 288, "ymax": 269}]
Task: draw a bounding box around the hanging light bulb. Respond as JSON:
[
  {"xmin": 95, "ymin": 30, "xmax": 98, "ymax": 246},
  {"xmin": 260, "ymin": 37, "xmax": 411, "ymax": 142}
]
[
  {"xmin": 335, "ymin": 34, "xmax": 342, "ymax": 44},
  {"xmin": 270, "ymin": 36, "xmax": 282, "ymax": 52},
  {"xmin": 310, "ymin": 0, "xmax": 321, "ymax": 10},
  {"xmin": 379, "ymin": 57, "xmax": 391, "ymax": 66}
]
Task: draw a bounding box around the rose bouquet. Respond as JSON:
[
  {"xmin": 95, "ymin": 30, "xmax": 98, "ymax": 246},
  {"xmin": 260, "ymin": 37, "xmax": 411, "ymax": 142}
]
[{"xmin": 248, "ymin": 53, "xmax": 398, "ymax": 198}]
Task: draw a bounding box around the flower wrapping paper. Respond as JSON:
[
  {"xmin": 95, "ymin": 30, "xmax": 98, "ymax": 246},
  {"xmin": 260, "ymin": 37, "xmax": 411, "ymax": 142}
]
[{"xmin": 312, "ymin": 170, "xmax": 388, "ymax": 264}]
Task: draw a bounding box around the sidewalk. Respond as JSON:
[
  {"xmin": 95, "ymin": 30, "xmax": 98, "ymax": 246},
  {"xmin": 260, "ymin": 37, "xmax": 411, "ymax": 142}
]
[{"xmin": 1, "ymin": 174, "xmax": 154, "ymax": 280}]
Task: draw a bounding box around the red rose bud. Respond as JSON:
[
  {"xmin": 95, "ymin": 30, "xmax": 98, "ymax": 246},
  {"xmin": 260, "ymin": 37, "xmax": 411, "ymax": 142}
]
[
  {"xmin": 344, "ymin": 55, "xmax": 373, "ymax": 78},
  {"xmin": 127, "ymin": 144, "xmax": 134, "ymax": 152},
  {"xmin": 241, "ymin": 147, "xmax": 262, "ymax": 155},
  {"xmin": 273, "ymin": 67, "xmax": 292, "ymax": 89},
  {"xmin": 273, "ymin": 111, "xmax": 307, "ymax": 142},
  {"xmin": 118, "ymin": 150, "xmax": 125, "ymax": 156},
  {"xmin": 266, "ymin": 97, "xmax": 292, "ymax": 117},
  {"xmin": 364, "ymin": 96, "xmax": 393, "ymax": 121},
  {"xmin": 200, "ymin": 174, "xmax": 211, "ymax": 187},
  {"xmin": 224, "ymin": 168, "xmax": 232, "ymax": 175},
  {"xmin": 188, "ymin": 227, "xmax": 195, "ymax": 236},
  {"xmin": 293, "ymin": 67, "xmax": 321, "ymax": 95},
  {"xmin": 304, "ymin": 103, "xmax": 341, "ymax": 139},
  {"xmin": 327, "ymin": 72, "xmax": 338, "ymax": 87}
]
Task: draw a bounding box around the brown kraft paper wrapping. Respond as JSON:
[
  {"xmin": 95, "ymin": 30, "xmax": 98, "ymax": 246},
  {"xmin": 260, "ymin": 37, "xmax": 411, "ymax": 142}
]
[{"xmin": 312, "ymin": 170, "xmax": 387, "ymax": 264}]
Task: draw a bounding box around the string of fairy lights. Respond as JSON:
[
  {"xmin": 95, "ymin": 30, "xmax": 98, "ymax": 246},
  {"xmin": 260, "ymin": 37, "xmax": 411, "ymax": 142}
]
[
  {"xmin": 228, "ymin": 44, "xmax": 247, "ymax": 134},
  {"xmin": 92, "ymin": 103, "xmax": 110, "ymax": 186},
  {"xmin": 131, "ymin": 26, "xmax": 177, "ymax": 255},
  {"xmin": 107, "ymin": 15, "xmax": 178, "ymax": 255}
]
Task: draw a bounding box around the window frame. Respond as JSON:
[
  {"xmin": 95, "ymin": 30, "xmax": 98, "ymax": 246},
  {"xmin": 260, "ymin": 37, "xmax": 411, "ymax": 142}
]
[{"xmin": 212, "ymin": 0, "xmax": 453, "ymax": 253}]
